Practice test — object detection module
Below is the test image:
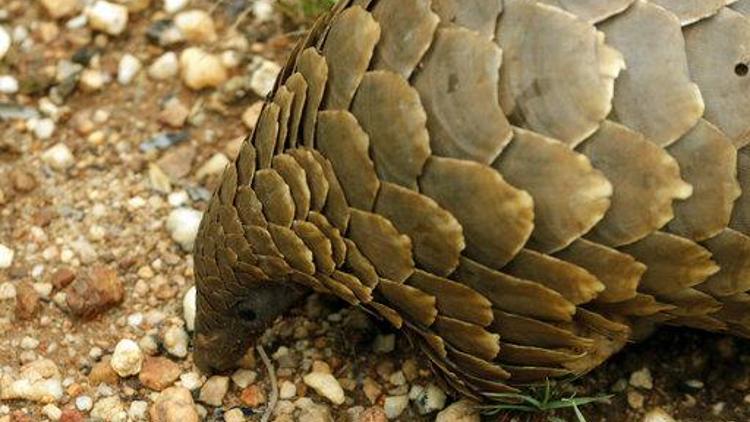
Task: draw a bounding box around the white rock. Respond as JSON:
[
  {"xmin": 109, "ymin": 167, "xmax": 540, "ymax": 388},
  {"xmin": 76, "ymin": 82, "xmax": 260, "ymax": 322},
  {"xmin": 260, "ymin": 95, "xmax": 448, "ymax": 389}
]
[
  {"xmin": 231, "ymin": 369, "xmax": 257, "ymax": 389},
  {"xmin": 0, "ymin": 282, "xmax": 16, "ymax": 300},
  {"xmin": 249, "ymin": 58, "xmax": 281, "ymax": 97},
  {"xmin": 75, "ymin": 395, "xmax": 93, "ymax": 411},
  {"xmin": 30, "ymin": 118, "xmax": 56, "ymax": 140},
  {"xmin": 168, "ymin": 191, "xmax": 189, "ymax": 207},
  {"xmin": 252, "ymin": 0, "xmax": 275, "ymax": 23},
  {"xmin": 128, "ymin": 400, "xmax": 148, "ymax": 421},
  {"xmin": 166, "ymin": 207, "xmax": 202, "ymax": 252},
  {"xmin": 414, "ymin": 384, "xmax": 447, "ymax": 415},
  {"xmin": 383, "ymin": 395, "xmax": 409, "ymax": 420},
  {"xmin": 224, "ymin": 408, "xmax": 245, "ymax": 422},
  {"xmin": 435, "ymin": 400, "xmax": 480, "ymax": 422},
  {"xmin": 199, "ymin": 376, "xmax": 230, "ymax": 407},
  {"xmin": 303, "ymin": 372, "xmax": 345, "ymax": 405},
  {"xmin": 180, "ymin": 48, "xmax": 227, "ymax": 90},
  {"xmin": 179, "ymin": 371, "xmax": 204, "ymax": 390},
  {"xmin": 164, "ymin": 0, "xmax": 189, "ymax": 13},
  {"xmin": 279, "ymin": 381, "xmax": 296, "ymax": 399},
  {"xmin": 148, "ymin": 52, "xmax": 179, "ymax": 80},
  {"xmin": 0, "ymin": 378, "xmax": 63, "ymax": 403},
  {"xmin": 41, "ymin": 143, "xmax": 74, "ymax": 171},
  {"xmin": 0, "ymin": 75, "xmax": 19, "ymax": 93},
  {"xmin": 40, "ymin": 0, "xmax": 81, "ymax": 19},
  {"xmin": 42, "ymin": 403, "xmax": 62, "ymax": 421},
  {"xmin": 66, "ymin": 15, "xmax": 88, "ymax": 29},
  {"xmin": 643, "ymin": 408, "xmax": 676, "ymax": 422},
  {"xmin": 91, "ymin": 396, "xmax": 126, "ymax": 421},
  {"xmin": 80, "ymin": 69, "xmax": 112, "ymax": 91},
  {"xmin": 163, "ymin": 325, "xmax": 190, "ymax": 358},
  {"xmin": 20, "ymin": 336, "xmax": 40, "ymax": 350},
  {"xmin": 195, "ymin": 152, "xmax": 230, "ymax": 180},
  {"xmin": 630, "ymin": 367, "xmax": 654, "ymax": 390},
  {"xmin": 86, "ymin": 1, "xmax": 129, "ymax": 35},
  {"xmin": 117, "ymin": 53, "xmax": 142, "ymax": 85},
  {"xmin": 174, "ymin": 10, "xmax": 216, "ymax": 43},
  {"xmin": 0, "ymin": 26, "xmax": 10, "ymax": 60},
  {"xmin": 183, "ymin": 286, "xmax": 196, "ymax": 331},
  {"xmin": 0, "ymin": 244, "xmax": 13, "ymax": 269},
  {"xmin": 110, "ymin": 339, "xmax": 143, "ymax": 377}
]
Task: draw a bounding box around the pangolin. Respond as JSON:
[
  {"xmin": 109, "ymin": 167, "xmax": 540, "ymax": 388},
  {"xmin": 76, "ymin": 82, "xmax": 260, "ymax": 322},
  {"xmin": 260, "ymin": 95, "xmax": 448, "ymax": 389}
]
[{"xmin": 193, "ymin": 0, "xmax": 750, "ymax": 401}]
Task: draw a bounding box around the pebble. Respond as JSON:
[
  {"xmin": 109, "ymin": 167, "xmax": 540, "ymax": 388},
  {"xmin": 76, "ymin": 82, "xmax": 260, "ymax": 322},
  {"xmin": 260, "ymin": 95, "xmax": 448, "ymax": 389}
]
[
  {"xmin": 20, "ymin": 336, "xmax": 40, "ymax": 349},
  {"xmin": 139, "ymin": 356, "xmax": 181, "ymax": 391},
  {"xmin": 642, "ymin": 408, "xmax": 676, "ymax": 422},
  {"xmin": 628, "ymin": 391, "xmax": 645, "ymax": 409},
  {"xmin": 179, "ymin": 372, "xmax": 204, "ymax": 391},
  {"xmin": 163, "ymin": 325, "xmax": 190, "ymax": 358},
  {"xmin": 383, "ymin": 395, "xmax": 409, "ymax": 420},
  {"xmin": 180, "ymin": 48, "xmax": 227, "ymax": 90},
  {"xmin": 435, "ymin": 400, "xmax": 480, "ymax": 422},
  {"xmin": 140, "ymin": 131, "xmax": 188, "ymax": 152},
  {"xmin": 16, "ymin": 281, "xmax": 40, "ymax": 320},
  {"xmin": 90, "ymin": 396, "xmax": 126, "ymax": 421},
  {"xmin": 239, "ymin": 385, "xmax": 265, "ymax": 407},
  {"xmin": 75, "ymin": 396, "xmax": 93, "ymax": 411},
  {"xmin": 241, "ymin": 102, "xmax": 263, "ymax": 129},
  {"xmin": 148, "ymin": 52, "xmax": 179, "ymax": 80},
  {"xmin": 279, "ymin": 380, "xmax": 297, "ymax": 399},
  {"xmin": 164, "ymin": 0, "xmax": 189, "ymax": 13},
  {"xmin": 223, "ymin": 408, "xmax": 245, "ymax": 422},
  {"xmin": 0, "ymin": 75, "xmax": 19, "ymax": 94},
  {"xmin": 166, "ymin": 207, "xmax": 203, "ymax": 252},
  {"xmin": 30, "ymin": 118, "xmax": 56, "ymax": 140},
  {"xmin": 231, "ymin": 369, "xmax": 257, "ymax": 389},
  {"xmin": 174, "ymin": 10, "xmax": 216, "ymax": 43},
  {"xmin": 86, "ymin": 1, "xmax": 128, "ymax": 35},
  {"xmin": 40, "ymin": 0, "xmax": 81, "ymax": 18},
  {"xmin": 373, "ymin": 334, "xmax": 396, "ymax": 354},
  {"xmin": 195, "ymin": 152, "xmax": 230, "ymax": 179},
  {"xmin": 357, "ymin": 406, "xmax": 387, "ymax": 422},
  {"xmin": 157, "ymin": 144, "xmax": 196, "ymax": 179},
  {"xmin": 149, "ymin": 163, "xmax": 172, "ymax": 192},
  {"xmin": 42, "ymin": 403, "xmax": 62, "ymax": 421},
  {"xmin": 252, "ymin": 0, "xmax": 275, "ymax": 22},
  {"xmin": 79, "ymin": 69, "xmax": 110, "ymax": 91},
  {"xmin": 150, "ymin": 387, "xmax": 199, "ymax": 422},
  {"xmin": 0, "ymin": 359, "xmax": 63, "ymax": 403},
  {"xmin": 303, "ymin": 372, "xmax": 345, "ymax": 405},
  {"xmin": 630, "ymin": 367, "xmax": 654, "ymax": 390},
  {"xmin": 0, "ymin": 27, "xmax": 9, "ymax": 60},
  {"xmin": 110, "ymin": 339, "xmax": 143, "ymax": 377},
  {"xmin": 413, "ymin": 383, "xmax": 446, "ymax": 414},
  {"xmin": 128, "ymin": 400, "xmax": 148, "ymax": 421},
  {"xmin": 183, "ymin": 286, "xmax": 196, "ymax": 331},
  {"xmin": 64, "ymin": 265, "xmax": 124, "ymax": 318},
  {"xmin": 248, "ymin": 57, "xmax": 281, "ymax": 97},
  {"xmin": 117, "ymin": 53, "xmax": 142, "ymax": 85},
  {"xmin": 41, "ymin": 143, "xmax": 75, "ymax": 171},
  {"xmin": 0, "ymin": 282, "xmax": 16, "ymax": 300},
  {"xmin": 199, "ymin": 376, "xmax": 229, "ymax": 407},
  {"xmin": 159, "ymin": 97, "xmax": 190, "ymax": 128},
  {"xmin": 89, "ymin": 359, "xmax": 119, "ymax": 386},
  {"xmin": 0, "ymin": 244, "xmax": 13, "ymax": 268}
]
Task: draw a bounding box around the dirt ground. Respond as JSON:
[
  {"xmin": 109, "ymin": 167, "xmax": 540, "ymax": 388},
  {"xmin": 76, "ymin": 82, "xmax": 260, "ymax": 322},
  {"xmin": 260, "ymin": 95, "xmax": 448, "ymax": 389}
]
[{"xmin": 1, "ymin": 1, "xmax": 749, "ymax": 421}]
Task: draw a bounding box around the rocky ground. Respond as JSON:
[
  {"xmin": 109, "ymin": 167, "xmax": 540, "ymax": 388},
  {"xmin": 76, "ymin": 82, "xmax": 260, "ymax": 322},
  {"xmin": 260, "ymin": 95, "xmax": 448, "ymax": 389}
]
[{"xmin": 1, "ymin": 1, "xmax": 750, "ymax": 421}]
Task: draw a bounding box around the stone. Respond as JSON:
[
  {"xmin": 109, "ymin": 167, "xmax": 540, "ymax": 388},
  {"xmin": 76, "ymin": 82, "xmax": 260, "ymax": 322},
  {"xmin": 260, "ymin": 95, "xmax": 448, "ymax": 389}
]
[
  {"xmin": 75, "ymin": 396, "xmax": 93, "ymax": 411},
  {"xmin": 643, "ymin": 408, "xmax": 676, "ymax": 422},
  {"xmin": 241, "ymin": 102, "xmax": 263, "ymax": 129},
  {"xmin": 163, "ymin": 325, "xmax": 190, "ymax": 358},
  {"xmin": 166, "ymin": 207, "xmax": 203, "ymax": 252},
  {"xmin": 195, "ymin": 153, "xmax": 230, "ymax": 180},
  {"xmin": 0, "ymin": 27, "xmax": 9, "ymax": 60},
  {"xmin": 41, "ymin": 143, "xmax": 75, "ymax": 171},
  {"xmin": 150, "ymin": 387, "xmax": 199, "ymax": 422},
  {"xmin": 628, "ymin": 391, "xmax": 645, "ymax": 409},
  {"xmin": 164, "ymin": 0, "xmax": 189, "ymax": 13},
  {"xmin": 149, "ymin": 52, "xmax": 179, "ymax": 80},
  {"xmin": 248, "ymin": 57, "xmax": 281, "ymax": 97},
  {"xmin": 239, "ymin": 385, "xmax": 265, "ymax": 407},
  {"xmin": 59, "ymin": 409, "xmax": 85, "ymax": 422},
  {"xmin": 179, "ymin": 372, "xmax": 204, "ymax": 391},
  {"xmin": 90, "ymin": 396, "xmax": 126, "ymax": 421},
  {"xmin": 0, "ymin": 75, "xmax": 19, "ymax": 94},
  {"xmin": 223, "ymin": 408, "xmax": 245, "ymax": 422},
  {"xmin": 180, "ymin": 48, "xmax": 227, "ymax": 90},
  {"xmin": 149, "ymin": 163, "xmax": 172, "ymax": 193},
  {"xmin": 29, "ymin": 118, "xmax": 56, "ymax": 140},
  {"xmin": 0, "ymin": 359, "xmax": 63, "ymax": 403},
  {"xmin": 303, "ymin": 372, "xmax": 345, "ymax": 405},
  {"xmin": 40, "ymin": 0, "xmax": 82, "ymax": 18},
  {"xmin": 65, "ymin": 266, "xmax": 124, "ymax": 318},
  {"xmin": 279, "ymin": 381, "xmax": 296, "ymax": 399},
  {"xmin": 0, "ymin": 244, "xmax": 13, "ymax": 268},
  {"xmin": 182, "ymin": 286, "xmax": 196, "ymax": 330},
  {"xmin": 110, "ymin": 339, "xmax": 143, "ymax": 377},
  {"xmin": 358, "ymin": 407, "xmax": 387, "ymax": 422},
  {"xmin": 0, "ymin": 282, "xmax": 16, "ymax": 300},
  {"xmin": 630, "ymin": 368, "xmax": 654, "ymax": 390},
  {"xmin": 159, "ymin": 97, "xmax": 190, "ymax": 128},
  {"xmin": 79, "ymin": 69, "xmax": 111, "ymax": 92},
  {"xmin": 42, "ymin": 403, "xmax": 63, "ymax": 421},
  {"xmin": 156, "ymin": 144, "xmax": 196, "ymax": 180},
  {"xmin": 174, "ymin": 10, "xmax": 217, "ymax": 43},
  {"xmin": 117, "ymin": 54, "xmax": 142, "ymax": 85},
  {"xmin": 139, "ymin": 357, "xmax": 181, "ymax": 391},
  {"xmin": 50, "ymin": 268, "xmax": 76, "ymax": 289},
  {"xmin": 297, "ymin": 403, "xmax": 333, "ymax": 422},
  {"xmin": 383, "ymin": 395, "xmax": 409, "ymax": 420},
  {"xmin": 435, "ymin": 400, "xmax": 480, "ymax": 422},
  {"xmin": 128, "ymin": 400, "xmax": 149, "ymax": 421},
  {"xmin": 86, "ymin": 1, "xmax": 129, "ymax": 35},
  {"xmin": 199, "ymin": 376, "xmax": 229, "ymax": 407},
  {"xmin": 11, "ymin": 169, "xmax": 36, "ymax": 192},
  {"xmin": 373, "ymin": 334, "xmax": 395, "ymax": 354},
  {"xmin": 16, "ymin": 281, "xmax": 40, "ymax": 320},
  {"xmin": 231, "ymin": 369, "xmax": 257, "ymax": 389},
  {"xmin": 89, "ymin": 358, "xmax": 119, "ymax": 386},
  {"xmin": 413, "ymin": 383, "xmax": 446, "ymax": 415}
]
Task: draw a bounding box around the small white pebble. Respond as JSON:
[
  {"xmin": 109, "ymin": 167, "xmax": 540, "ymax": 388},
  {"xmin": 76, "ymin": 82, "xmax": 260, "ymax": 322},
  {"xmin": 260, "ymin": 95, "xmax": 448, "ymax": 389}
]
[
  {"xmin": 414, "ymin": 383, "xmax": 447, "ymax": 415},
  {"xmin": 629, "ymin": 367, "xmax": 654, "ymax": 390},
  {"xmin": 110, "ymin": 339, "xmax": 143, "ymax": 377},
  {"xmin": 231, "ymin": 369, "xmax": 257, "ymax": 389},
  {"xmin": 148, "ymin": 52, "xmax": 179, "ymax": 80},
  {"xmin": 167, "ymin": 191, "xmax": 189, "ymax": 207},
  {"xmin": 303, "ymin": 372, "xmax": 345, "ymax": 405},
  {"xmin": 180, "ymin": 371, "xmax": 204, "ymax": 390},
  {"xmin": 164, "ymin": 0, "xmax": 189, "ymax": 13},
  {"xmin": 86, "ymin": 1, "xmax": 128, "ymax": 35},
  {"xmin": 117, "ymin": 53, "xmax": 142, "ymax": 85},
  {"xmin": 179, "ymin": 47, "xmax": 227, "ymax": 90},
  {"xmin": 166, "ymin": 207, "xmax": 203, "ymax": 252},
  {"xmin": 174, "ymin": 10, "xmax": 216, "ymax": 43},
  {"xmin": 384, "ymin": 395, "xmax": 409, "ymax": 419},
  {"xmin": 248, "ymin": 58, "xmax": 281, "ymax": 97},
  {"xmin": 127, "ymin": 313, "xmax": 143, "ymax": 328},
  {"xmin": 252, "ymin": 0, "xmax": 274, "ymax": 23},
  {"xmin": 183, "ymin": 286, "xmax": 196, "ymax": 331},
  {"xmin": 223, "ymin": 408, "xmax": 245, "ymax": 422},
  {"xmin": 0, "ymin": 244, "xmax": 13, "ymax": 269},
  {"xmin": 279, "ymin": 381, "xmax": 296, "ymax": 400},
  {"xmin": 0, "ymin": 75, "xmax": 18, "ymax": 93},
  {"xmin": 76, "ymin": 395, "xmax": 93, "ymax": 411},
  {"xmin": 0, "ymin": 26, "xmax": 10, "ymax": 60},
  {"xmin": 20, "ymin": 336, "xmax": 40, "ymax": 350},
  {"xmin": 163, "ymin": 325, "xmax": 189, "ymax": 358},
  {"xmin": 373, "ymin": 334, "xmax": 396, "ymax": 354},
  {"xmin": 41, "ymin": 143, "xmax": 74, "ymax": 171},
  {"xmin": 42, "ymin": 403, "xmax": 62, "ymax": 421},
  {"xmin": 195, "ymin": 152, "xmax": 229, "ymax": 180},
  {"xmin": 0, "ymin": 282, "xmax": 16, "ymax": 300},
  {"xmin": 128, "ymin": 400, "xmax": 148, "ymax": 421},
  {"xmin": 30, "ymin": 118, "xmax": 56, "ymax": 140}
]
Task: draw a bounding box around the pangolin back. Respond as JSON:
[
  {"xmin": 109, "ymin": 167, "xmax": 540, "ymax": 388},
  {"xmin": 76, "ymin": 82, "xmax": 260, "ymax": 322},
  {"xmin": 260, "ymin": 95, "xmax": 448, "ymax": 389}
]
[{"xmin": 194, "ymin": 0, "xmax": 750, "ymax": 401}]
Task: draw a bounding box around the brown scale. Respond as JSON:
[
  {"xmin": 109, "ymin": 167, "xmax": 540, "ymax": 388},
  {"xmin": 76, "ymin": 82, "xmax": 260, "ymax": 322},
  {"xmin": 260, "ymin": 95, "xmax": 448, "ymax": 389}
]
[{"xmin": 193, "ymin": 0, "xmax": 750, "ymax": 401}]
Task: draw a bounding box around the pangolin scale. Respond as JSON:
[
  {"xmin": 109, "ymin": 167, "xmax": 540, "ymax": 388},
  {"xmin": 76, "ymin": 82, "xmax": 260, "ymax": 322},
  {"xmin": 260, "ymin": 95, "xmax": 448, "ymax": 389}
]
[{"xmin": 193, "ymin": 0, "xmax": 750, "ymax": 401}]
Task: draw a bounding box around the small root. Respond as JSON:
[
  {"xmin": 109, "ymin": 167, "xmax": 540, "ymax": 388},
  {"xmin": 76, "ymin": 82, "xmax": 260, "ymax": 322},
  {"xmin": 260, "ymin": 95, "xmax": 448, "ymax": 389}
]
[{"xmin": 257, "ymin": 345, "xmax": 278, "ymax": 422}]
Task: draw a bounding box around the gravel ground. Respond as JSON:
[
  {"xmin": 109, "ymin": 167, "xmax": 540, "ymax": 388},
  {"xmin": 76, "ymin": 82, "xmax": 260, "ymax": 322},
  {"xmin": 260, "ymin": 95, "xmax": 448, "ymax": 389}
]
[{"xmin": 1, "ymin": 1, "xmax": 749, "ymax": 421}]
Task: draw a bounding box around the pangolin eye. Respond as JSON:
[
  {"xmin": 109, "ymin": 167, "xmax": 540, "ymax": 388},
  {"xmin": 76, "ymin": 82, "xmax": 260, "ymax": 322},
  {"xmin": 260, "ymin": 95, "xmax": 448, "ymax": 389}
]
[{"xmin": 236, "ymin": 303, "xmax": 257, "ymax": 321}]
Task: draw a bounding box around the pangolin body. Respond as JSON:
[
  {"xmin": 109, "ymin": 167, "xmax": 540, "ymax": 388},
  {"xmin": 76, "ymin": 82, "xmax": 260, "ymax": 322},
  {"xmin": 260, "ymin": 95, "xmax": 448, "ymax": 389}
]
[{"xmin": 193, "ymin": 0, "xmax": 750, "ymax": 401}]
